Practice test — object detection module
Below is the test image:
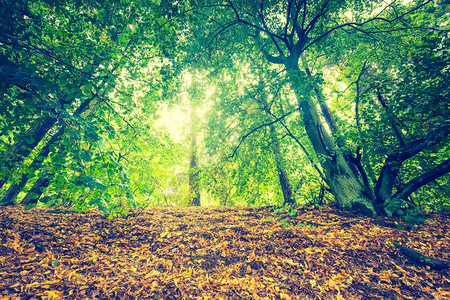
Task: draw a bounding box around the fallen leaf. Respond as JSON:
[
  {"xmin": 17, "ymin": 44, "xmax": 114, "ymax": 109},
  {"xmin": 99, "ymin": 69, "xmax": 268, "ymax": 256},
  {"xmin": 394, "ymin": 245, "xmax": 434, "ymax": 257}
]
[{"xmin": 46, "ymin": 290, "xmax": 63, "ymax": 299}]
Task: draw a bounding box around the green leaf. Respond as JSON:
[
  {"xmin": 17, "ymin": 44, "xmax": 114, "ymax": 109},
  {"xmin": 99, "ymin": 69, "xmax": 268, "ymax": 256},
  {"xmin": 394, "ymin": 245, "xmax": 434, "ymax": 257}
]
[
  {"xmin": 39, "ymin": 196, "xmax": 52, "ymax": 204},
  {"xmin": 24, "ymin": 203, "xmax": 37, "ymax": 211},
  {"xmin": 98, "ymin": 205, "xmax": 109, "ymax": 215},
  {"xmin": 28, "ymin": 193, "xmax": 40, "ymax": 200},
  {"xmin": 51, "ymin": 261, "xmax": 60, "ymax": 267},
  {"xmin": 75, "ymin": 176, "xmax": 107, "ymax": 191},
  {"xmin": 88, "ymin": 198, "xmax": 103, "ymax": 206}
]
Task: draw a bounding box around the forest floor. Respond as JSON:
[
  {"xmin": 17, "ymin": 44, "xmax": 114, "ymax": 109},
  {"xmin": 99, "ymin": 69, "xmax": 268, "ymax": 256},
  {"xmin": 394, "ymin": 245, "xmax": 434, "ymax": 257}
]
[{"xmin": 0, "ymin": 205, "xmax": 449, "ymax": 300}]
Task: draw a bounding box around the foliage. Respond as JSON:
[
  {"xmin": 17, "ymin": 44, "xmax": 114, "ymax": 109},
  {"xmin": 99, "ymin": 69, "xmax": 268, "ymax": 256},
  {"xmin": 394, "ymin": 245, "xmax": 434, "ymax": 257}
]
[
  {"xmin": 0, "ymin": 0, "xmax": 183, "ymax": 213},
  {"xmin": 0, "ymin": 0, "xmax": 448, "ymax": 217}
]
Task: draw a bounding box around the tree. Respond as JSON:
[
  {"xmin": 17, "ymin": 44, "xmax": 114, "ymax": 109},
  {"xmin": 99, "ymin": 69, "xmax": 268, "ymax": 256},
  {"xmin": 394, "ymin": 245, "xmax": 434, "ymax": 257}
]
[
  {"xmin": 0, "ymin": 0, "xmax": 182, "ymax": 213},
  {"xmin": 1, "ymin": 0, "xmax": 447, "ymax": 216},
  {"xmin": 188, "ymin": 0, "xmax": 448, "ymax": 215},
  {"xmin": 0, "ymin": 95, "xmax": 94, "ymax": 206},
  {"xmin": 199, "ymin": 61, "xmax": 303, "ymax": 206},
  {"xmin": 188, "ymin": 95, "xmax": 201, "ymax": 206}
]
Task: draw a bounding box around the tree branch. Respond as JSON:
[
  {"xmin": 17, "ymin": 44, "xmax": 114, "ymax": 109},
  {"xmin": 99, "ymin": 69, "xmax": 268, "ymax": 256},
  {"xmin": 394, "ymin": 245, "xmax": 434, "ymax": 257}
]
[
  {"xmin": 375, "ymin": 123, "xmax": 450, "ymax": 206},
  {"xmin": 392, "ymin": 159, "xmax": 450, "ymax": 203},
  {"xmin": 303, "ymin": 0, "xmax": 433, "ymax": 53},
  {"xmin": 230, "ymin": 109, "xmax": 296, "ymax": 158},
  {"xmin": 376, "ymin": 89, "xmax": 406, "ymax": 148},
  {"xmin": 354, "ymin": 60, "xmax": 368, "ymax": 134},
  {"xmin": 280, "ymin": 120, "xmax": 326, "ymax": 181}
]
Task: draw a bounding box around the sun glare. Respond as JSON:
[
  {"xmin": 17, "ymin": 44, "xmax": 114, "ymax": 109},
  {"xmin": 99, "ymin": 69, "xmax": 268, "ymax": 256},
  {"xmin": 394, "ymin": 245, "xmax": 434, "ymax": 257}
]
[
  {"xmin": 157, "ymin": 104, "xmax": 189, "ymax": 143},
  {"xmin": 157, "ymin": 71, "xmax": 215, "ymax": 144}
]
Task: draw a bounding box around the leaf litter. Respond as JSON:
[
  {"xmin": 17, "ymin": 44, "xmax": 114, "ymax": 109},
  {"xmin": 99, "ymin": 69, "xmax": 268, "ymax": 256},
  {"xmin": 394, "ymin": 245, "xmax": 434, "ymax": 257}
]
[{"xmin": 0, "ymin": 206, "xmax": 448, "ymax": 299}]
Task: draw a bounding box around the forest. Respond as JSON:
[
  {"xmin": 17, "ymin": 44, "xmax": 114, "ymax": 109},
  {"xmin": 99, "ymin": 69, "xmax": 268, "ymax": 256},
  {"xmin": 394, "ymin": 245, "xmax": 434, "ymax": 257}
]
[{"xmin": 0, "ymin": 0, "xmax": 449, "ymax": 299}]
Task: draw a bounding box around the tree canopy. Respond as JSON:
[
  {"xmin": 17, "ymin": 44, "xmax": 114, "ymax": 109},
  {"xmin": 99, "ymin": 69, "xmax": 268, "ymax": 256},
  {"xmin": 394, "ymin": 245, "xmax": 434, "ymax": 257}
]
[{"xmin": 1, "ymin": 0, "xmax": 448, "ymax": 218}]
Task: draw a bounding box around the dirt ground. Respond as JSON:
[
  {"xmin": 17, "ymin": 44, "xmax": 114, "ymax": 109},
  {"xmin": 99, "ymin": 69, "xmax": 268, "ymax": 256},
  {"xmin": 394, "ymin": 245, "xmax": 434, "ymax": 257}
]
[{"xmin": 0, "ymin": 205, "xmax": 449, "ymax": 299}]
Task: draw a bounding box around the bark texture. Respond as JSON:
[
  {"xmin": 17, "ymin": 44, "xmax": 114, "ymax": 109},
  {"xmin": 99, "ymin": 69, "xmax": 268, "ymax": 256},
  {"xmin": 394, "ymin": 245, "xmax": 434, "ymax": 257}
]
[{"xmin": 288, "ymin": 68, "xmax": 376, "ymax": 216}]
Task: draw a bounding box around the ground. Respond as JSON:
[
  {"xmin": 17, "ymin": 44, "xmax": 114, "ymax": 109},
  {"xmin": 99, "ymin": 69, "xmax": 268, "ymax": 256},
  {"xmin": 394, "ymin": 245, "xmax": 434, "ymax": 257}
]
[{"xmin": 0, "ymin": 205, "xmax": 449, "ymax": 299}]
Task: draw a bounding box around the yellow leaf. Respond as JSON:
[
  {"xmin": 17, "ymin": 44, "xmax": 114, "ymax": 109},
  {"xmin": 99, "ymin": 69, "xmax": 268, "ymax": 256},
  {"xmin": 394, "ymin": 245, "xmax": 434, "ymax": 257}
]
[
  {"xmin": 81, "ymin": 143, "xmax": 89, "ymax": 151},
  {"xmin": 249, "ymin": 277, "xmax": 256, "ymax": 288},
  {"xmin": 328, "ymin": 279, "xmax": 337, "ymax": 289},
  {"xmin": 284, "ymin": 258, "xmax": 298, "ymax": 266},
  {"xmin": 304, "ymin": 248, "xmax": 313, "ymax": 255},
  {"xmin": 25, "ymin": 282, "xmax": 40, "ymax": 292},
  {"xmin": 46, "ymin": 290, "xmax": 63, "ymax": 299},
  {"xmin": 183, "ymin": 268, "xmax": 193, "ymax": 277},
  {"xmin": 42, "ymin": 281, "xmax": 60, "ymax": 289},
  {"xmin": 262, "ymin": 276, "xmax": 274, "ymax": 282},
  {"xmin": 68, "ymin": 271, "xmax": 84, "ymax": 284},
  {"xmin": 280, "ymin": 293, "xmax": 291, "ymax": 300},
  {"xmin": 309, "ymin": 279, "xmax": 316, "ymax": 287},
  {"xmin": 42, "ymin": 280, "xmax": 60, "ymax": 285},
  {"xmin": 145, "ymin": 270, "xmax": 161, "ymax": 278}
]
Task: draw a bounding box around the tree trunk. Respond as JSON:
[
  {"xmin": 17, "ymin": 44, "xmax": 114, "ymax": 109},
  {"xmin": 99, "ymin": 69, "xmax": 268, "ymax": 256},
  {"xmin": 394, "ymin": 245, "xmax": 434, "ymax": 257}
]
[
  {"xmin": 374, "ymin": 126, "xmax": 449, "ymax": 214},
  {"xmin": 0, "ymin": 181, "xmax": 23, "ymax": 206},
  {"xmin": 392, "ymin": 159, "xmax": 450, "ymax": 203},
  {"xmin": 287, "ymin": 68, "xmax": 376, "ymax": 216},
  {"xmin": 269, "ymin": 124, "xmax": 294, "ymax": 205},
  {"xmin": 0, "ymin": 126, "xmax": 64, "ymax": 206},
  {"xmin": 0, "ymin": 115, "xmax": 57, "ymax": 189},
  {"xmin": 306, "ymin": 66, "xmax": 366, "ymax": 183},
  {"xmin": 258, "ymin": 91, "xmax": 295, "ymax": 205},
  {"xmin": 392, "ymin": 241, "xmax": 450, "ymax": 270},
  {"xmin": 21, "ymin": 174, "xmax": 52, "ymax": 205},
  {"xmin": 305, "ymin": 67, "xmax": 339, "ymax": 135},
  {"xmin": 189, "ymin": 104, "xmax": 201, "ymax": 206},
  {"xmin": 0, "ymin": 91, "xmax": 78, "ymax": 190},
  {"xmin": 189, "ymin": 135, "xmax": 201, "ymax": 206},
  {"xmin": 0, "ymin": 95, "xmax": 94, "ymax": 205}
]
